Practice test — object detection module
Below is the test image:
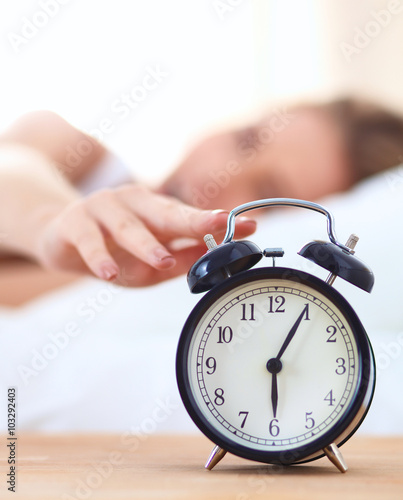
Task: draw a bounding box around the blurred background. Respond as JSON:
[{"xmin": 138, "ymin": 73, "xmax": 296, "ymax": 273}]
[{"xmin": 1, "ymin": 0, "xmax": 402, "ymax": 184}]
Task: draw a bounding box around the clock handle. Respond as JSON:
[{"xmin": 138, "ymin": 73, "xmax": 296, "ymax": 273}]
[
  {"xmin": 222, "ymin": 198, "xmax": 353, "ymax": 254},
  {"xmin": 187, "ymin": 197, "xmax": 374, "ymax": 293}
]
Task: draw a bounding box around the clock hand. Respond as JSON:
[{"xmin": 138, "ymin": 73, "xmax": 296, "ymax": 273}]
[
  {"xmin": 266, "ymin": 358, "xmax": 282, "ymax": 417},
  {"xmin": 271, "ymin": 372, "xmax": 278, "ymax": 418},
  {"xmin": 275, "ymin": 304, "xmax": 309, "ymax": 361},
  {"xmin": 266, "ymin": 304, "xmax": 308, "ymax": 417}
]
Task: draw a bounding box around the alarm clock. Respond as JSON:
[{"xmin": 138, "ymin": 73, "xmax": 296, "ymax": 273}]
[{"xmin": 176, "ymin": 198, "xmax": 375, "ymax": 472}]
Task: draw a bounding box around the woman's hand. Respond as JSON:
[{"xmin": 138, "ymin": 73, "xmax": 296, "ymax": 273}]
[{"xmin": 35, "ymin": 183, "xmax": 257, "ymax": 287}]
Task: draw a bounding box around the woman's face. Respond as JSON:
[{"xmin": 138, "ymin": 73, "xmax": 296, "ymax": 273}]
[{"xmin": 159, "ymin": 107, "xmax": 352, "ymax": 210}]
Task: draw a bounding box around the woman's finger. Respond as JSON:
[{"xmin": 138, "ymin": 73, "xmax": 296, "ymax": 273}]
[
  {"xmin": 118, "ymin": 184, "xmax": 257, "ymax": 240},
  {"xmin": 85, "ymin": 190, "xmax": 177, "ymax": 270},
  {"xmin": 113, "ymin": 242, "xmax": 208, "ymax": 287},
  {"xmin": 64, "ymin": 210, "xmax": 120, "ymax": 280}
]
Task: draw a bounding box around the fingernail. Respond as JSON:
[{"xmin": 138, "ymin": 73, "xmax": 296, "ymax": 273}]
[
  {"xmin": 239, "ymin": 216, "xmax": 257, "ymax": 224},
  {"xmin": 211, "ymin": 209, "xmax": 229, "ymax": 215},
  {"xmin": 154, "ymin": 247, "xmax": 173, "ymax": 260},
  {"xmin": 153, "ymin": 248, "xmax": 176, "ymax": 268},
  {"xmin": 208, "ymin": 209, "xmax": 230, "ymax": 231},
  {"xmin": 100, "ymin": 263, "xmax": 119, "ymax": 280}
]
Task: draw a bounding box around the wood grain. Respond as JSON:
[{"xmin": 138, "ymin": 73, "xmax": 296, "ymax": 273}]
[{"xmin": 1, "ymin": 434, "xmax": 402, "ymax": 499}]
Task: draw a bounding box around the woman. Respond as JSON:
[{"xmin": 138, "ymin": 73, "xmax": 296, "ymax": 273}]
[
  {"xmin": 1, "ymin": 98, "xmax": 402, "ymax": 305},
  {"xmin": 1, "ymin": 98, "xmax": 403, "ymax": 434},
  {"xmin": 160, "ymin": 98, "xmax": 403, "ymax": 208}
]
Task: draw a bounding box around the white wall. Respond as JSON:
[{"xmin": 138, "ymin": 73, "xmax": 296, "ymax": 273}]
[
  {"xmin": 255, "ymin": 0, "xmax": 403, "ymax": 111},
  {"xmin": 0, "ymin": 0, "xmax": 257, "ymax": 183},
  {"xmin": 1, "ymin": 0, "xmax": 403, "ymax": 183}
]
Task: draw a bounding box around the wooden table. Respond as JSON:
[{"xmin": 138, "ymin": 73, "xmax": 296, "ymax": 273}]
[{"xmin": 1, "ymin": 434, "xmax": 402, "ymax": 499}]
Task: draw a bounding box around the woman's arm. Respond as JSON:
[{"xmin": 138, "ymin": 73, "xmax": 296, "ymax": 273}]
[
  {"xmin": 0, "ymin": 144, "xmax": 79, "ymax": 258},
  {"xmin": 0, "ymin": 110, "xmax": 106, "ymax": 185},
  {"xmin": 0, "ymin": 115, "xmax": 256, "ymax": 287}
]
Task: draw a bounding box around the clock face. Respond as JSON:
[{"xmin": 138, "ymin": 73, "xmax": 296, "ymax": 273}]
[{"xmin": 177, "ymin": 268, "xmax": 374, "ymax": 464}]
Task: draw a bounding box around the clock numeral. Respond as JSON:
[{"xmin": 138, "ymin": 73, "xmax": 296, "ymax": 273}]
[
  {"xmin": 335, "ymin": 357, "xmax": 346, "ymax": 375},
  {"xmin": 268, "ymin": 295, "xmax": 285, "ymax": 313},
  {"xmin": 326, "ymin": 325, "xmax": 337, "ymax": 342},
  {"xmin": 324, "ymin": 390, "xmax": 336, "ymax": 406},
  {"xmin": 214, "ymin": 388, "xmax": 225, "ymax": 406},
  {"xmin": 241, "ymin": 303, "xmax": 255, "ymax": 321},
  {"xmin": 269, "ymin": 418, "xmax": 280, "ymax": 437},
  {"xmin": 305, "ymin": 412, "xmax": 315, "ymax": 429},
  {"xmin": 302, "ymin": 303, "xmax": 310, "ymax": 321},
  {"xmin": 217, "ymin": 326, "xmax": 233, "ymax": 344},
  {"xmin": 238, "ymin": 411, "xmax": 249, "ymax": 428},
  {"xmin": 205, "ymin": 357, "xmax": 216, "ymax": 375}
]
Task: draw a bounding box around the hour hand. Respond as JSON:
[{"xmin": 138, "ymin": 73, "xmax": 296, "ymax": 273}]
[
  {"xmin": 266, "ymin": 304, "xmax": 308, "ymax": 417},
  {"xmin": 271, "ymin": 372, "xmax": 278, "ymax": 418},
  {"xmin": 266, "ymin": 358, "xmax": 282, "ymax": 417}
]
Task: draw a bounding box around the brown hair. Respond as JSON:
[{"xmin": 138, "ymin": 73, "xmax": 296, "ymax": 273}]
[{"xmin": 324, "ymin": 98, "xmax": 403, "ymax": 182}]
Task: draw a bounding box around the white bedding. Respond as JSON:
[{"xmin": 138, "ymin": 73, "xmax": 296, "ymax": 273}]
[{"xmin": 1, "ymin": 165, "xmax": 403, "ymax": 435}]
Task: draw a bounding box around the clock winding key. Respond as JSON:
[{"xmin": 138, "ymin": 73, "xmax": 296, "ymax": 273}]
[
  {"xmin": 326, "ymin": 234, "xmax": 359, "ymax": 286},
  {"xmin": 204, "ymin": 234, "xmax": 218, "ymax": 250}
]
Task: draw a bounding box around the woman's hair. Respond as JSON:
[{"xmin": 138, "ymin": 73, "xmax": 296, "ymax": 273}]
[{"xmin": 323, "ymin": 98, "xmax": 403, "ymax": 182}]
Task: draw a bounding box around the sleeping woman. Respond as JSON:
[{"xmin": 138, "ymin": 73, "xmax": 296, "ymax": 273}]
[
  {"xmin": 1, "ymin": 98, "xmax": 402, "ymax": 305},
  {"xmin": 1, "ymin": 98, "xmax": 403, "ymax": 433}
]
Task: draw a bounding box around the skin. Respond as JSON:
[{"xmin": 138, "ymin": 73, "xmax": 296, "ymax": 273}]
[
  {"xmin": 0, "ymin": 106, "xmax": 351, "ymax": 305},
  {"xmin": 159, "ymin": 107, "xmax": 352, "ymax": 210},
  {"xmin": 0, "ymin": 111, "xmax": 256, "ymax": 302}
]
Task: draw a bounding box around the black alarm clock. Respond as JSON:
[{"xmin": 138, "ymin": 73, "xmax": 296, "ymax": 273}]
[{"xmin": 176, "ymin": 198, "xmax": 375, "ymax": 472}]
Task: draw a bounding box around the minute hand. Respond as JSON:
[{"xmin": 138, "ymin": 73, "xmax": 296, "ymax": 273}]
[{"xmin": 275, "ymin": 304, "xmax": 308, "ymax": 360}]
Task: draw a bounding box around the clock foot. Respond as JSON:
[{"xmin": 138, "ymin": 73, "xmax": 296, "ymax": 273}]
[
  {"xmin": 323, "ymin": 443, "xmax": 348, "ymax": 473},
  {"xmin": 205, "ymin": 445, "xmax": 227, "ymax": 470}
]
